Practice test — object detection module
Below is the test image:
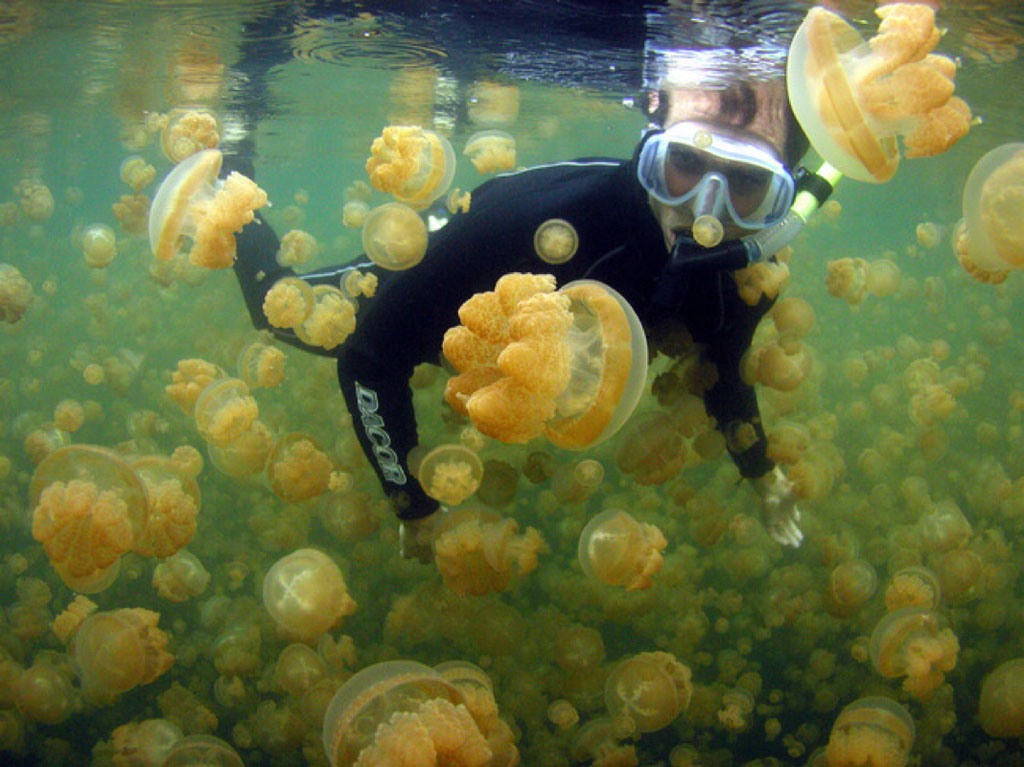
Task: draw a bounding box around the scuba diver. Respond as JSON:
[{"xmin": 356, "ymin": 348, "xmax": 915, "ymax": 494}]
[{"xmin": 224, "ymin": 1, "xmax": 812, "ymax": 561}]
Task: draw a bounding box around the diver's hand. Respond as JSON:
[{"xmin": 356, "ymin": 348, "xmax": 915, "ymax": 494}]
[
  {"xmin": 398, "ymin": 507, "xmax": 446, "ymax": 563},
  {"xmin": 751, "ymin": 466, "xmax": 804, "ymax": 547}
]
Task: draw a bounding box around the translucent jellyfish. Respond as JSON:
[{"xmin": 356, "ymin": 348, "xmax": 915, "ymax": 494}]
[
  {"xmin": 131, "ymin": 454, "xmax": 201, "ymax": 558},
  {"xmin": 149, "ymin": 148, "xmax": 268, "ymax": 269},
  {"xmin": 365, "ymin": 125, "xmax": 455, "ymax": 207},
  {"xmin": 733, "ymin": 260, "xmax": 790, "ymax": 306},
  {"xmin": 533, "ymin": 218, "xmax": 579, "ymax": 265},
  {"xmin": 915, "ymin": 221, "xmax": 941, "ymax": 249},
  {"xmin": 193, "ymin": 377, "xmax": 259, "ymax": 447},
  {"xmin": 81, "ymin": 223, "xmax": 117, "ymax": 268},
  {"xmin": 569, "ymin": 717, "xmax": 636, "ymax": 765},
  {"xmin": 824, "ymin": 559, "xmax": 878, "ymax": 618},
  {"xmin": 30, "ymin": 445, "xmax": 149, "ymax": 592},
  {"xmin": 342, "ymin": 199, "xmax": 369, "ymax": 228},
  {"xmin": 417, "ymin": 444, "xmax": 484, "ymax": 506},
  {"xmin": 321, "ymin": 660, "xmax": 485, "ymax": 767},
  {"xmin": 547, "ymin": 699, "xmax": 579, "ymax": 729},
  {"xmin": 578, "ymin": 509, "xmax": 667, "ymax": 591},
  {"xmin": 153, "ymin": 549, "xmax": 210, "ymax": 602},
  {"xmin": 771, "ymin": 297, "xmax": 815, "ymax": 341},
  {"xmin": 237, "ymin": 340, "xmax": 286, "ymax": 388},
  {"xmin": 788, "ymin": 4, "xmax": 971, "ymax": 183},
  {"xmin": 274, "ymin": 643, "xmax": 326, "ymax": 697},
  {"xmin": 160, "ymin": 107, "xmax": 221, "ymax": 164},
  {"xmin": 120, "ymin": 156, "xmax": 156, "ymax": 192},
  {"xmin": 112, "ymin": 192, "xmax": 150, "ymax": 235},
  {"xmin": 263, "ymin": 276, "xmax": 315, "ymax": 329},
  {"xmin": 825, "ymin": 696, "xmax": 914, "ymax": 767},
  {"xmin": 884, "ymin": 566, "xmax": 941, "ymax": 611},
  {"xmin": 361, "ymin": 201, "xmax": 428, "ymax": 270},
  {"xmin": 0, "ymin": 263, "xmax": 34, "ymax": 323},
  {"xmin": 262, "ymin": 549, "xmax": 356, "ymax": 642},
  {"xmin": 464, "ymin": 130, "xmax": 516, "ymax": 174},
  {"xmin": 53, "ymin": 399, "xmax": 85, "ymax": 433},
  {"xmin": 604, "ymin": 651, "xmax": 693, "ymax": 733},
  {"xmin": 615, "ymin": 410, "xmax": 688, "ymax": 486},
  {"xmin": 265, "ymin": 433, "xmax": 333, "ymax": 502},
  {"xmin": 432, "ymin": 506, "xmax": 544, "ymax": 596},
  {"xmin": 866, "ymin": 258, "xmax": 901, "ymax": 297},
  {"xmin": 294, "ymin": 285, "xmax": 357, "ymax": 350},
  {"xmin": 207, "ymin": 420, "xmax": 272, "ymax": 478},
  {"xmin": 276, "ymin": 228, "xmax": 318, "ymax": 267},
  {"xmin": 443, "ymin": 273, "xmax": 647, "ymax": 449},
  {"xmin": 71, "ymin": 608, "xmax": 174, "ymax": 705},
  {"xmin": 825, "ymin": 257, "xmax": 868, "ymax": 303},
  {"xmin": 953, "ymin": 143, "xmax": 1024, "ymax": 283},
  {"xmin": 15, "ymin": 178, "xmax": 54, "ymax": 221},
  {"xmin": 343, "ymin": 269, "xmax": 378, "ymax": 299},
  {"xmin": 14, "ymin": 658, "xmax": 77, "ymax": 725},
  {"xmin": 110, "ymin": 719, "xmax": 183, "ymax": 767},
  {"xmin": 868, "ymin": 606, "xmax": 959, "ymax": 700},
  {"xmin": 163, "ymin": 735, "xmax": 244, "ymax": 767},
  {"xmin": 978, "ymin": 658, "xmax": 1024, "ymax": 738},
  {"xmin": 742, "ymin": 340, "xmax": 812, "ymax": 392}
]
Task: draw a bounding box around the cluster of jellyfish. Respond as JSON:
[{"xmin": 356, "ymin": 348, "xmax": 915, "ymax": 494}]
[{"xmin": 3, "ymin": 3, "xmax": 1024, "ymax": 766}]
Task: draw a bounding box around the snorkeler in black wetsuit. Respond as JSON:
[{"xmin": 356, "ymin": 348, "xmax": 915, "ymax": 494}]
[{"xmin": 224, "ymin": 0, "xmax": 811, "ymax": 560}]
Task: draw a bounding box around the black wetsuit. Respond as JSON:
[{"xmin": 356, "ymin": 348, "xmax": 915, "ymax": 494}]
[{"xmin": 231, "ymin": 155, "xmax": 775, "ymax": 520}]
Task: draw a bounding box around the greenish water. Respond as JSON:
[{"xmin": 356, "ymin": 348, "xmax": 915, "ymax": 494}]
[{"xmin": 1, "ymin": 2, "xmax": 1024, "ymax": 766}]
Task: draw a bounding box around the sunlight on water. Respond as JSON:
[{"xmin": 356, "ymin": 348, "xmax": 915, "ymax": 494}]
[{"xmin": 1, "ymin": 1, "xmax": 1023, "ymax": 766}]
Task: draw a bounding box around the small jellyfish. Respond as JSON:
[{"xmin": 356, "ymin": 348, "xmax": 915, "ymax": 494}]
[
  {"xmin": 294, "ymin": 285, "xmax": 356, "ymax": 351},
  {"xmin": 153, "ymin": 549, "xmax": 210, "ymax": 602},
  {"xmin": 825, "ymin": 257, "xmax": 868, "ymax": 304},
  {"xmin": 237, "ymin": 340, "xmax": 286, "ymax": 388},
  {"xmin": 0, "ymin": 263, "xmax": 34, "ymax": 324},
  {"xmin": 978, "ymin": 658, "xmax": 1024, "ymax": 738},
  {"xmin": 361, "ymin": 201, "xmax": 428, "ymax": 270},
  {"xmin": 160, "ymin": 107, "xmax": 221, "ymax": 164},
  {"xmin": 742, "ymin": 340, "xmax": 812, "ymax": 392},
  {"xmin": 276, "ymin": 229, "xmax": 318, "ymax": 267},
  {"xmin": 263, "ymin": 549, "xmax": 356, "ymax": 642},
  {"xmin": 604, "ymin": 651, "xmax": 693, "ymax": 733},
  {"xmin": 915, "ymin": 221, "xmax": 941, "ymax": 249},
  {"xmin": 771, "ymin": 297, "xmax": 815, "ymax": 341},
  {"xmin": 824, "ymin": 559, "xmax": 878, "ymax": 618},
  {"xmin": 81, "ymin": 223, "xmax": 117, "ymax": 268},
  {"xmin": 163, "ymin": 735, "xmax": 243, "ymax": 767},
  {"xmin": 148, "ymin": 149, "xmax": 268, "ymax": 269},
  {"xmin": 615, "ymin": 410, "xmax": 688, "ymax": 486},
  {"xmin": 265, "ymin": 433, "xmax": 333, "ymax": 502},
  {"xmin": 109, "ymin": 719, "xmax": 183, "ymax": 767},
  {"xmin": 825, "ymin": 696, "xmax": 914, "ymax": 767},
  {"xmin": 884, "ymin": 566, "xmax": 941, "ymax": 612},
  {"xmin": 417, "ymin": 444, "xmax": 484, "ymax": 506},
  {"xmin": 578, "ymin": 509, "xmax": 667, "ymax": 591},
  {"xmin": 866, "ymin": 259, "xmax": 901, "ymax": 297},
  {"xmin": 868, "ymin": 606, "xmax": 959, "ymax": 700},
  {"xmin": 131, "ymin": 454, "xmax": 201, "ymax": 559},
  {"xmin": 193, "ymin": 377, "xmax": 259, "ymax": 447},
  {"xmin": 533, "ymin": 218, "xmax": 579, "ymax": 265},
  {"xmin": 464, "ymin": 130, "xmax": 516, "ymax": 174},
  {"xmin": 15, "ymin": 178, "xmax": 55, "ymax": 221},
  {"xmin": 443, "ymin": 273, "xmax": 648, "ymax": 449},
  {"xmin": 341, "ymin": 199, "xmax": 369, "ymax": 228},
  {"xmin": 15, "ymin": 658, "xmax": 77, "ymax": 725},
  {"xmin": 71, "ymin": 608, "xmax": 174, "ymax": 705},
  {"xmin": 119, "ymin": 156, "xmax": 156, "ymax": 192},
  {"xmin": 953, "ymin": 143, "xmax": 1024, "ymax": 283},
  {"xmin": 365, "ymin": 125, "xmax": 455, "ymax": 207},
  {"xmin": 207, "ymin": 420, "xmax": 273, "ymax": 478},
  {"xmin": 788, "ymin": 4, "xmax": 971, "ymax": 183},
  {"xmin": 263, "ymin": 276, "xmax": 315, "ymax": 329}
]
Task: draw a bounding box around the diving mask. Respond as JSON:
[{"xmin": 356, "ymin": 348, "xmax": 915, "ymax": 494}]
[{"xmin": 637, "ymin": 121, "xmax": 795, "ymax": 230}]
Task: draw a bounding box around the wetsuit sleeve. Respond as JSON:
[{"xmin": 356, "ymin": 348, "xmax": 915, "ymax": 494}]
[{"xmin": 701, "ymin": 283, "xmax": 775, "ymax": 480}]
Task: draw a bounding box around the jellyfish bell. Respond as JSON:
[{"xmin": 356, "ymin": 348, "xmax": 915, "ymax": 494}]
[
  {"xmin": 463, "ymin": 130, "xmax": 517, "ymax": 174},
  {"xmin": 578, "ymin": 509, "xmax": 667, "ymax": 591},
  {"xmin": 533, "ymin": 218, "xmax": 579, "ymax": 265},
  {"xmin": 81, "ymin": 223, "xmax": 117, "ymax": 268},
  {"xmin": 162, "ymin": 734, "xmax": 243, "ymax": 767},
  {"xmin": 365, "ymin": 125, "xmax": 456, "ymax": 207},
  {"xmin": 360, "ymin": 201, "xmax": 428, "ymax": 271},
  {"xmin": 825, "ymin": 696, "xmax": 914, "ymax": 767},
  {"xmin": 604, "ymin": 651, "xmax": 692, "ymax": 734},
  {"xmin": 416, "ymin": 444, "xmax": 484, "ymax": 506},
  {"xmin": 978, "ymin": 658, "xmax": 1024, "ymax": 738},
  {"xmin": 954, "ymin": 143, "xmax": 1024, "ymax": 281},
  {"xmin": 787, "ymin": 4, "xmax": 971, "ymax": 183},
  {"xmin": 262, "ymin": 548, "xmax": 356, "ymax": 642}
]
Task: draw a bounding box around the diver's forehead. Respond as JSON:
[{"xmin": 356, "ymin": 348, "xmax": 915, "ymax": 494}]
[{"xmin": 661, "ymin": 87, "xmax": 787, "ymax": 161}]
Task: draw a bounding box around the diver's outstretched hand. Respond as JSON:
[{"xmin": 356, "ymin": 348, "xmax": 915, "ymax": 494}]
[
  {"xmin": 398, "ymin": 507, "xmax": 447, "ymax": 563},
  {"xmin": 751, "ymin": 466, "xmax": 804, "ymax": 547}
]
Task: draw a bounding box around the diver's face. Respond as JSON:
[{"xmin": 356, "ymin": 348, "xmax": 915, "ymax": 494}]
[{"xmin": 647, "ymin": 88, "xmax": 789, "ymax": 252}]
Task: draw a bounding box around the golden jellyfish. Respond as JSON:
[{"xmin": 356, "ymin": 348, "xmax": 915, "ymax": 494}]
[
  {"xmin": 534, "ymin": 218, "xmax": 579, "ymax": 265},
  {"xmin": 824, "ymin": 559, "xmax": 878, "ymax": 618},
  {"xmin": 447, "ymin": 188, "xmax": 471, "ymax": 214},
  {"xmin": 71, "ymin": 608, "xmax": 174, "ymax": 705},
  {"xmin": 15, "ymin": 657, "xmax": 77, "ymax": 725},
  {"xmin": 149, "ymin": 148, "xmax": 268, "ymax": 269},
  {"xmin": 978, "ymin": 658, "xmax": 1024, "ymax": 738},
  {"xmin": 131, "ymin": 454, "xmax": 200, "ymax": 558},
  {"xmin": 237, "ymin": 339, "xmax": 286, "ymax": 388},
  {"xmin": 885, "ymin": 566, "xmax": 941, "ymax": 612},
  {"xmin": 869, "ymin": 606, "xmax": 959, "ymax": 700},
  {"xmin": 733, "ymin": 260, "xmax": 790, "ymax": 306},
  {"xmin": 15, "ymin": 178, "xmax": 54, "ymax": 221},
  {"xmin": 53, "ymin": 399, "xmax": 85, "ymax": 433},
  {"xmin": 342, "ymin": 199, "xmax": 369, "ymax": 228},
  {"xmin": 578, "ymin": 509, "xmax": 667, "ymax": 591},
  {"xmin": 163, "ymin": 735, "xmax": 243, "ymax": 767},
  {"xmin": 417, "ymin": 444, "xmax": 484, "ymax": 506},
  {"xmin": 432, "ymin": 506, "xmax": 544, "ymax": 596},
  {"xmin": 263, "ymin": 549, "xmax": 356, "ymax": 642},
  {"xmin": 110, "ymin": 718, "xmax": 183, "ymax": 767},
  {"xmin": 360, "ymin": 201, "xmax": 428, "ymax": 270},
  {"xmin": 112, "ymin": 192, "xmax": 150, "ymax": 235},
  {"xmin": 276, "ymin": 228, "xmax": 318, "ymax": 267},
  {"xmin": 464, "ymin": 130, "xmax": 516, "ymax": 174},
  {"xmin": 193, "ymin": 377, "xmax": 259, "ymax": 447},
  {"xmin": 343, "ymin": 268, "xmax": 378, "ymax": 299},
  {"xmin": 915, "ymin": 221, "xmax": 941, "ymax": 249},
  {"xmin": 263, "ymin": 276, "xmax": 315, "ymax": 329},
  {"xmin": 120, "ymin": 155, "xmax": 156, "ymax": 192},
  {"xmin": 953, "ymin": 143, "xmax": 1024, "ymax": 283},
  {"xmin": 0, "ymin": 263, "xmax": 34, "ymax": 323},
  {"xmin": 787, "ymin": 4, "xmax": 971, "ymax": 183},
  {"xmin": 825, "ymin": 696, "xmax": 914, "ymax": 767},
  {"xmin": 274, "ymin": 643, "xmax": 326, "ymax": 697},
  {"xmin": 153, "ymin": 549, "xmax": 210, "ymax": 602},
  {"xmin": 81, "ymin": 223, "xmax": 117, "ymax": 268},
  {"xmin": 825, "ymin": 257, "xmax": 868, "ymax": 304},
  {"xmin": 551, "ymin": 458, "xmax": 604, "ymax": 503},
  {"xmin": 615, "ymin": 410, "xmax": 688, "ymax": 486},
  {"xmin": 569, "ymin": 716, "xmax": 636, "ymax": 766},
  {"xmin": 771, "ymin": 297, "xmax": 815, "ymax": 341},
  {"xmin": 321, "ymin": 660, "xmax": 489, "ymax": 767},
  {"xmin": 365, "ymin": 125, "xmax": 456, "ymax": 207},
  {"xmin": 474, "ymin": 458, "xmax": 519, "ymax": 507},
  {"xmin": 166, "ymin": 358, "xmax": 227, "ymax": 415},
  {"xmin": 30, "ymin": 445, "xmax": 149, "ymax": 592},
  {"xmin": 295, "ymin": 285, "xmax": 357, "ymax": 350},
  {"xmin": 866, "ymin": 258, "xmax": 901, "ymax": 298},
  {"xmin": 160, "ymin": 107, "xmax": 221, "ymax": 164},
  {"xmin": 742, "ymin": 340, "xmax": 812, "ymax": 392},
  {"xmin": 443, "ymin": 273, "xmax": 647, "ymax": 449},
  {"xmin": 604, "ymin": 651, "xmax": 693, "ymax": 733},
  {"xmin": 207, "ymin": 419, "xmax": 273, "ymax": 478},
  {"xmin": 265, "ymin": 432, "xmax": 333, "ymax": 502}
]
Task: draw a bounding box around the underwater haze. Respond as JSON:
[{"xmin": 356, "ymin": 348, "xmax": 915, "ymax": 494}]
[{"xmin": 2, "ymin": 1, "xmax": 1024, "ymax": 766}]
